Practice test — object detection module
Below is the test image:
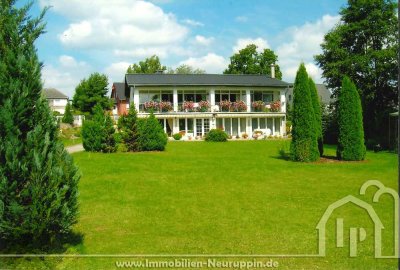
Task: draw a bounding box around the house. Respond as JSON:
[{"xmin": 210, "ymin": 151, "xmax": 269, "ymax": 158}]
[
  {"xmin": 286, "ymin": 84, "xmax": 333, "ymax": 106},
  {"xmin": 42, "ymin": 88, "xmax": 69, "ymax": 114},
  {"xmin": 112, "ymin": 68, "xmax": 290, "ymax": 139}
]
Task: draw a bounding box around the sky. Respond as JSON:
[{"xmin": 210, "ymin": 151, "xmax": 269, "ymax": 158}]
[{"xmin": 25, "ymin": 0, "xmax": 348, "ymax": 98}]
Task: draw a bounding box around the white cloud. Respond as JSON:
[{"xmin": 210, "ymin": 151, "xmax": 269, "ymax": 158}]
[
  {"xmin": 233, "ymin": 37, "xmax": 270, "ymax": 53},
  {"xmin": 182, "ymin": 19, "xmax": 204, "ymax": 27},
  {"xmin": 276, "ymin": 14, "xmax": 340, "ymax": 83},
  {"xmin": 194, "ymin": 35, "xmax": 214, "ymax": 46},
  {"xmin": 42, "ymin": 55, "xmax": 92, "ymax": 98},
  {"xmin": 104, "ymin": 62, "xmax": 131, "ymax": 83},
  {"xmin": 235, "ymin": 16, "xmax": 248, "ymax": 23},
  {"xmin": 179, "ymin": 53, "xmax": 228, "ymax": 74},
  {"xmin": 41, "ymin": 0, "xmax": 188, "ymax": 50}
]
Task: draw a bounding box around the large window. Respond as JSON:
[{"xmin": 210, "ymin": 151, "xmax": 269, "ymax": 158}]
[
  {"xmin": 217, "ymin": 118, "xmax": 246, "ymax": 136},
  {"xmin": 179, "ymin": 118, "xmax": 194, "ymax": 134},
  {"xmin": 251, "ymin": 91, "xmax": 274, "ymax": 103},
  {"xmin": 215, "ymin": 90, "xmax": 246, "ymax": 103},
  {"xmin": 251, "ymin": 117, "xmax": 281, "ymax": 135},
  {"xmin": 158, "ymin": 118, "xmax": 173, "ymax": 136},
  {"xmin": 194, "ymin": 118, "xmax": 210, "ymax": 137},
  {"xmin": 139, "ymin": 90, "xmax": 173, "ymax": 112}
]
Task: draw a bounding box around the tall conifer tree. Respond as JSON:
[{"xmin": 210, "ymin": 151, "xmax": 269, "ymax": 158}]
[{"xmin": 0, "ymin": 1, "xmax": 79, "ymax": 245}]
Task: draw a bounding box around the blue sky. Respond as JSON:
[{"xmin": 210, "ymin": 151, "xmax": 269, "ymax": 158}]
[{"xmin": 26, "ymin": 0, "xmax": 347, "ymax": 97}]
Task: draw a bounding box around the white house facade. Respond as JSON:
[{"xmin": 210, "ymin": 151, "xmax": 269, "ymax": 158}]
[
  {"xmin": 114, "ymin": 72, "xmax": 290, "ymax": 140},
  {"xmin": 42, "ymin": 88, "xmax": 69, "ymax": 114}
]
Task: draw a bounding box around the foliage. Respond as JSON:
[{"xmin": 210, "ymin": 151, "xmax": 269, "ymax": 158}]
[
  {"xmin": 336, "ymin": 77, "xmax": 366, "ymax": 160},
  {"xmin": 321, "ymin": 103, "xmax": 338, "ymax": 144},
  {"xmin": 0, "ymin": 1, "xmax": 79, "ymax": 245},
  {"xmin": 82, "ymin": 104, "xmax": 116, "ymax": 153},
  {"xmin": 205, "ymin": 129, "xmax": 228, "ymax": 142},
  {"xmin": 127, "ymin": 55, "xmax": 166, "ymax": 74},
  {"xmin": 290, "ymin": 64, "xmax": 319, "ymax": 162},
  {"xmin": 137, "ymin": 112, "xmax": 168, "ymax": 151},
  {"xmin": 224, "ymin": 44, "xmax": 282, "ymax": 79},
  {"xmin": 315, "ymin": 0, "xmax": 398, "ymax": 146},
  {"xmin": 62, "ymin": 103, "xmax": 74, "ymax": 125},
  {"xmin": 309, "ymin": 78, "xmax": 323, "ymax": 156},
  {"xmin": 173, "ymin": 133, "xmax": 182, "ymax": 140},
  {"xmin": 72, "ymin": 72, "xmax": 111, "ymax": 114},
  {"xmin": 118, "ymin": 104, "xmax": 140, "ymax": 152},
  {"xmin": 167, "ymin": 64, "xmax": 205, "ymax": 74}
]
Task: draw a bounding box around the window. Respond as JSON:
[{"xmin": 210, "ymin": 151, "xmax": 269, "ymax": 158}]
[
  {"xmin": 215, "ymin": 90, "xmax": 245, "ymax": 103},
  {"xmin": 196, "ymin": 119, "xmax": 202, "ymax": 136},
  {"xmin": 251, "ymin": 91, "xmax": 274, "ymax": 102}
]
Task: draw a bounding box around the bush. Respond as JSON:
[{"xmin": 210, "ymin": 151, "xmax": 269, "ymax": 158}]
[
  {"xmin": 137, "ymin": 112, "xmax": 168, "ymax": 151},
  {"xmin": 290, "ymin": 64, "xmax": 319, "ymax": 162},
  {"xmin": 118, "ymin": 104, "xmax": 140, "ymax": 152},
  {"xmin": 205, "ymin": 129, "xmax": 228, "ymax": 142},
  {"xmin": 62, "ymin": 103, "xmax": 74, "ymax": 125},
  {"xmin": 336, "ymin": 77, "xmax": 366, "ymax": 160},
  {"xmin": 309, "ymin": 78, "xmax": 323, "ymax": 156},
  {"xmin": 82, "ymin": 104, "xmax": 116, "ymax": 153},
  {"xmin": 173, "ymin": 133, "xmax": 182, "ymax": 140}
]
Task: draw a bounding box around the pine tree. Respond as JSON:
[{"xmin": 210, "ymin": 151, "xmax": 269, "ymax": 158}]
[
  {"xmin": 309, "ymin": 78, "xmax": 323, "ymax": 156},
  {"xmin": 118, "ymin": 103, "xmax": 140, "ymax": 152},
  {"xmin": 337, "ymin": 77, "xmax": 366, "ymax": 160},
  {"xmin": 82, "ymin": 104, "xmax": 116, "ymax": 153},
  {"xmin": 290, "ymin": 64, "xmax": 319, "ymax": 162},
  {"xmin": 62, "ymin": 103, "xmax": 74, "ymax": 125},
  {"xmin": 0, "ymin": 2, "xmax": 79, "ymax": 245},
  {"xmin": 138, "ymin": 112, "xmax": 168, "ymax": 151}
]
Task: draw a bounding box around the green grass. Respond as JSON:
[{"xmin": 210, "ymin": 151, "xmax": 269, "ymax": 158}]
[
  {"xmin": 60, "ymin": 136, "xmax": 82, "ymax": 147},
  {"xmin": 2, "ymin": 141, "xmax": 398, "ymax": 269}
]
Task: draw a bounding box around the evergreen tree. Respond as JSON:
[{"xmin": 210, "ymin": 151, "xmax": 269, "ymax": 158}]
[
  {"xmin": 0, "ymin": 2, "xmax": 79, "ymax": 245},
  {"xmin": 337, "ymin": 77, "xmax": 366, "ymax": 160},
  {"xmin": 309, "ymin": 78, "xmax": 323, "ymax": 156},
  {"xmin": 62, "ymin": 103, "xmax": 74, "ymax": 125},
  {"xmin": 82, "ymin": 104, "xmax": 116, "ymax": 153},
  {"xmin": 118, "ymin": 103, "xmax": 140, "ymax": 152},
  {"xmin": 290, "ymin": 64, "xmax": 319, "ymax": 162},
  {"xmin": 138, "ymin": 112, "xmax": 168, "ymax": 151}
]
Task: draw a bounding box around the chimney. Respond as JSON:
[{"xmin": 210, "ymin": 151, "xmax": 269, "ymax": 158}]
[{"xmin": 270, "ymin": 64, "xmax": 275, "ymax": 79}]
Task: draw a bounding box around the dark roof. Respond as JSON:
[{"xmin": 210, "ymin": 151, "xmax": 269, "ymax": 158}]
[
  {"xmin": 316, "ymin": 84, "xmax": 334, "ymax": 104},
  {"xmin": 125, "ymin": 74, "xmax": 290, "ymax": 87},
  {"xmin": 42, "ymin": 88, "xmax": 68, "ymax": 99},
  {"xmin": 112, "ymin": 82, "xmax": 127, "ymax": 100}
]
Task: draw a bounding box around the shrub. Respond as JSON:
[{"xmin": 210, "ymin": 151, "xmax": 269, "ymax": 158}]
[
  {"xmin": 205, "ymin": 129, "xmax": 228, "ymax": 142},
  {"xmin": 82, "ymin": 104, "xmax": 116, "ymax": 153},
  {"xmin": 118, "ymin": 104, "xmax": 140, "ymax": 152},
  {"xmin": 309, "ymin": 78, "xmax": 323, "ymax": 156},
  {"xmin": 62, "ymin": 103, "xmax": 74, "ymax": 125},
  {"xmin": 290, "ymin": 63, "xmax": 319, "ymax": 162},
  {"xmin": 336, "ymin": 77, "xmax": 366, "ymax": 160},
  {"xmin": 173, "ymin": 133, "xmax": 182, "ymax": 140},
  {"xmin": 138, "ymin": 112, "xmax": 168, "ymax": 151}
]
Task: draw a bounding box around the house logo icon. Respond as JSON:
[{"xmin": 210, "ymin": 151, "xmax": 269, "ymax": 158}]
[{"xmin": 316, "ymin": 180, "xmax": 399, "ymax": 258}]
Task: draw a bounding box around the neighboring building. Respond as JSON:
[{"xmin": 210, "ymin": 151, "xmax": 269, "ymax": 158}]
[
  {"xmin": 42, "ymin": 88, "xmax": 69, "ymax": 114},
  {"xmin": 112, "ymin": 71, "xmax": 290, "ymax": 139},
  {"xmin": 111, "ymin": 82, "xmax": 129, "ymax": 115},
  {"xmin": 286, "ymin": 84, "xmax": 334, "ymax": 106}
]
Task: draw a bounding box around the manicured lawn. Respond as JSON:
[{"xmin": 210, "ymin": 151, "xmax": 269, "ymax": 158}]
[
  {"xmin": 60, "ymin": 136, "xmax": 82, "ymax": 147},
  {"xmin": 3, "ymin": 141, "xmax": 398, "ymax": 269}
]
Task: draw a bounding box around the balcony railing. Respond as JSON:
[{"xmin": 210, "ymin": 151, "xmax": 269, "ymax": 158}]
[{"xmin": 138, "ymin": 100, "xmax": 283, "ymax": 113}]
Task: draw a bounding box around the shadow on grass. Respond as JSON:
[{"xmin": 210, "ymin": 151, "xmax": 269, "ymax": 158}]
[{"xmin": 0, "ymin": 231, "xmax": 84, "ymax": 254}]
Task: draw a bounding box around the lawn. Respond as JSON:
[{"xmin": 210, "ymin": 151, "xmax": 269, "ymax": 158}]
[{"xmin": 2, "ymin": 141, "xmax": 398, "ymax": 269}]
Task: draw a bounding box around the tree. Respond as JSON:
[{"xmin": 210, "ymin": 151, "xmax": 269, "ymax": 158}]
[
  {"xmin": 82, "ymin": 104, "xmax": 116, "ymax": 153},
  {"xmin": 127, "ymin": 55, "xmax": 166, "ymax": 74},
  {"xmin": 118, "ymin": 103, "xmax": 140, "ymax": 151},
  {"xmin": 62, "ymin": 103, "xmax": 74, "ymax": 125},
  {"xmin": 0, "ymin": 1, "xmax": 79, "ymax": 245},
  {"xmin": 290, "ymin": 64, "xmax": 319, "ymax": 162},
  {"xmin": 167, "ymin": 64, "xmax": 205, "ymax": 74},
  {"xmin": 224, "ymin": 44, "xmax": 282, "ymax": 79},
  {"xmin": 138, "ymin": 112, "xmax": 168, "ymax": 151},
  {"xmin": 72, "ymin": 72, "xmax": 111, "ymax": 114},
  {"xmin": 309, "ymin": 78, "xmax": 323, "ymax": 156},
  {"xmin": 337, "ymin": 77, "xmax": 366, "ymax": 161},
  {"xmin": 315, "ymin": 0, "xmax": 397, "ymax": 147}
]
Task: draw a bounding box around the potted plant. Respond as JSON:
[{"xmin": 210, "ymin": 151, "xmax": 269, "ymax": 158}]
[
  {"xmin": 270, "ymin": 100, "xmax": 281, "ymax": 112},
  {"xmin": 198, "ymin": 100, "xmax": 210, "ymax": 112},
  {"xmin": 159, "ymin": 101, "xmax": 173, "ymax": 112},
  {"xmin": 183, "ymin": 101, "xmax": 195, "ymax": 112},
  {"xmin": 252, "ymin": 100, "xmax": 264, "ymax": 112},
  {"xmin": 219, "ymin": 100, "xmax": 231, "ymax": 112},
  {"xmin": 144, "ymin": 100, "xmax": 159, "ymax": 112},
  {"xmin": 232, "ymin": 100, "xmax": 247, "ymax": 112}
]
